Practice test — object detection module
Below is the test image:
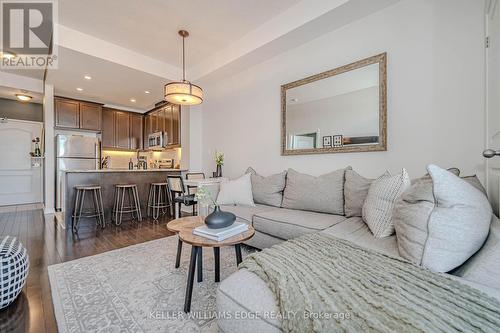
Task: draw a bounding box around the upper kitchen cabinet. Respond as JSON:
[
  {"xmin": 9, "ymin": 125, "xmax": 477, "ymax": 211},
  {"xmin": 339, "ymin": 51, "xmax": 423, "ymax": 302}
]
[
  {"xmin": 129, "ymin": 113, "xmax": 143, "ymax": 150},
  {"xmin": 171, "ymin": 105, "xmax": 180, "ymax": 146},
  {"xmin": 80, "ymin": 102, "xmax": 102, "ymax": 131},
  {"xmin": 54, "ymin": 97, "xmax": 102, "ymax": 131},
  {"xmin": 101, "ymin": 108, "xmax": 115, "ymax": 148},
  {"xmin": 143, "ymin": 103, "xmax": 181, "ymax": 149},
  {"xmin": 101, "ymin": 108, "xmax": 144, "ymax": 150},
  {"xmin": 115, "ymin": 111, "xmax": 130, "ymax": 149},
  {"xmin": 55, "ymin": 97, "xmax": 79, "ymax": 128}
]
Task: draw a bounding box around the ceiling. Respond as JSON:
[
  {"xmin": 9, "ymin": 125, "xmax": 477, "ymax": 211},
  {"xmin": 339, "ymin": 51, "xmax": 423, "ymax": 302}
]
[
  {"xmin": 0, "ymin": 0, "xmax": 401, "ymax": 111},
  {"xmin": 58, "ymin": 0, "xmax": 302, "ymax": 67},
  {"xmin": 47, "ymin": 47, "xmax": 167, "ymax": 111}
]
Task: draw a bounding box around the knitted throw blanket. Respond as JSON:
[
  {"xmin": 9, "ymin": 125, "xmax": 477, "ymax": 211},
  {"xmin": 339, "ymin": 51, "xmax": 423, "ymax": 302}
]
[{"xmin": 240, "ymin": 233, "xmax": 500, "ymax": 333}]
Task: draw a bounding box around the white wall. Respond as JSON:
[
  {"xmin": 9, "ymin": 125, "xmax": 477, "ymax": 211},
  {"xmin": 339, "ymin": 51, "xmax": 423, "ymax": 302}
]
[
  {"xmin": 198, "ymin": 0, "xmax": 486, "ymax": 179},
  {"xmin": 43, "ymin": 84, "xmax": 55, "ymax": 214}
]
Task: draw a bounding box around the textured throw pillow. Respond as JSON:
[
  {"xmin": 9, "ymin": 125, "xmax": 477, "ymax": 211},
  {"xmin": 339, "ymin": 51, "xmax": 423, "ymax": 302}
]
[
  {"xmin": 344, "ymin": 169, "xmax": 390, "ymax": 218},
  {"xmin": 362, "ymin": 169, "xmax": 411, "ymax": 238},
  {"xmin": 393, "ymin": 164, "xmax": 492, "ymax": 272},
  {"xmin": 245, "ymin": 167, "xmax": 286, "ymax": 207},
  {"xmin": 282, "ymin": 167, "xmax": 350, "ymax": 215},
  {"xmin": 216, "ymin": 173, "xmax": 255, "ymax": 206}
]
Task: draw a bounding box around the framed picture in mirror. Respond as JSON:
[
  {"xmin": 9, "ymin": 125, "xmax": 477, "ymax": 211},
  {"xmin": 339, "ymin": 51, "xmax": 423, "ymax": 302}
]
[{"xmin": 322, "ymin": 136, "xmax": 332, "ymax": 148}]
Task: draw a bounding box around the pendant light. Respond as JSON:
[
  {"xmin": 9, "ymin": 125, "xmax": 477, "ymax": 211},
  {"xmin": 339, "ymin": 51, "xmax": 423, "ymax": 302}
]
[{"xmin": 164, "ymin": 30, "xmax": 203, "ymax": 105}]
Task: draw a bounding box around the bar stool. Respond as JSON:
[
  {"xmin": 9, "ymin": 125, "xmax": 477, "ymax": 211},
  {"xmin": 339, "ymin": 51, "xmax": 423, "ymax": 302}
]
[
  {"xmin": 147, "ymin": 182, "xmax": 171, "ymax": 221},
  {"xmin": 72, "ymin": 185, "xmax": 105, "ymax": 233},
  {"xmin": 112, "ymin": 184, "xmax": 142, "ymax": 225}
]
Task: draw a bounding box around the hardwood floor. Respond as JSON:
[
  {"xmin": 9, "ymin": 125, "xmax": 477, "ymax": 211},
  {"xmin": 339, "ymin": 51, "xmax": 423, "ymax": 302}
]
[{"xmin": 0, "ymin": 205, "xmax": 175, "ymax": 333}]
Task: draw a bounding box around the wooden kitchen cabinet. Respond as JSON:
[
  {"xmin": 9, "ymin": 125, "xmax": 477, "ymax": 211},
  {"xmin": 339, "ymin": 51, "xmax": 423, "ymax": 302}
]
[
  {"xmin": 115, "ymin": 111, "xmax": 130, "ymax": 149},
  {"xmin": 129, "ymin": 113, "xmax": 143, "ymax": 150},
  {"xmin": 101, "ymin": 108, "xmax": 115, "ymax": 148},
  {"xmin": 55, "ymin": 97, "xmax": 102, "ymax": 131},
  {"xmin": 171, "ymin": 105, "xmax": 180, "ymax": 146},
  {"xmin": 102, "ymin": 108, "xmax": 144, "ymax": 150},
  {"xmin": 143, "ymin": 103, "xmax": 181, "ymax": 149},
  {"xmin": 163, "ymin": 106, "xmax": 172, "ymax": 144},
  {"xmin": 55, "ymin": 98, "xmax": 80, "ymax": 128},
  {"xmin": 144, "ymin": 113, "xmax": 152, "ymax": 149},
  {"xmin": 80, "ymin": 102, "xmax": 102, "ymax": 130}
]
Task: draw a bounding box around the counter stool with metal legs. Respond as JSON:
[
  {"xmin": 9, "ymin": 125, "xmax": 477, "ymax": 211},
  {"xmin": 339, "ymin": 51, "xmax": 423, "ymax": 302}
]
[
  {"xmin": 112, "ymin": 184, "xmax": 142, "ymax": 225},
  {"xmin": 147, "ymin": 182, "xmax": 171, "ymax": 221},
  {"xmin": 72, "ymin": 185, "xmax": 105, "ymax": 233}
]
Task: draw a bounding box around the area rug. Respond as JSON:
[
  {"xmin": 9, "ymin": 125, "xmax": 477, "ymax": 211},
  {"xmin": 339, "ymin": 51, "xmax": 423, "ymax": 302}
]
[{"xmin": 48, "ymin": 236, "xmax": 252, "ymax": 332}]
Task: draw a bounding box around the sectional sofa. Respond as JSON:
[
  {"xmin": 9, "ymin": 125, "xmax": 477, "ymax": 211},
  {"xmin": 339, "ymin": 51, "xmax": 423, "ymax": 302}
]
[{"xmin": 216, "ymin": 166, "xmax": 500, "ymax": 333}]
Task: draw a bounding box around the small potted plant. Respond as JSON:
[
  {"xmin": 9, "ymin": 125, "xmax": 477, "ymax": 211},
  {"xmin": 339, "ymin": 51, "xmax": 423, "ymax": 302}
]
[
  {"xmin": 196, "ymin": 186, "xmax": 235, "ymax": 229},
  {"xmin": 215, "ymin": 151, "xmax": 224, "ymax": 177}
]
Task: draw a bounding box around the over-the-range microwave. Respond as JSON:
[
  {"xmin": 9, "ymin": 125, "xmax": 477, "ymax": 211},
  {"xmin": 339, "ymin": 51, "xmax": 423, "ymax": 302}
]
[{"xmin": 148, "ymin": 131, "xmax": 168, "ymax": 150}]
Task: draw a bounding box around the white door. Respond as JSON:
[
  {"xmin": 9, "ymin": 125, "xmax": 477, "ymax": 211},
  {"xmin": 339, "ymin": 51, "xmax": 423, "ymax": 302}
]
[
  {"xmin": 0, "ymin": 119, "xmax": 43, "ymax": 206},
  {"xmin": 484, "ymin": 0, "xmax": 500, "ymax": 215}
]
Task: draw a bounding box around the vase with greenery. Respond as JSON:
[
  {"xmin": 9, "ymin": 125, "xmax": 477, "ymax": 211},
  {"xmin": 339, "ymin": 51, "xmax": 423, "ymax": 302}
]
[
  {"xmin": 196, "ymin": 186, "xmax": 235, "ymax": 229},
  {"xmin": 215, "ymin": 151, "xmax": 224, "ymax": 177}
]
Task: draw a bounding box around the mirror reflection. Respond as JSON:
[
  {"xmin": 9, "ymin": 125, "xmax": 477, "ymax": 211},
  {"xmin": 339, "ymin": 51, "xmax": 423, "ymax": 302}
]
[{"xmin": 281, "ymin": 53, "xmax": 386, "ymax": 155}]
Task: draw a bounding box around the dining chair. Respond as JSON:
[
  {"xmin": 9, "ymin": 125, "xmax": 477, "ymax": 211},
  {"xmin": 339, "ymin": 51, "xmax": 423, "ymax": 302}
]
[
  {"xmin": 167, "ymin": 175, "xmax": 197, "ymax": 217},
  {"xmin": 186, "ymin": 172, "xmax": 206, "ymax": 195}
]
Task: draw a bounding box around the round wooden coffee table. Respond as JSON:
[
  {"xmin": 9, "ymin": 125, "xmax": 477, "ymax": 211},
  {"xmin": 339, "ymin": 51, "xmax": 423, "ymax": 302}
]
[{"xmin": 167, "ymin": 216, "xmax": 254, "ymax": 312}]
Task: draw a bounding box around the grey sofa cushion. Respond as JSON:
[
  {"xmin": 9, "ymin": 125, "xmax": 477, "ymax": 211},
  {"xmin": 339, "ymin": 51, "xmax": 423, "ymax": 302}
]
[
  {"xmin": 411, "ymin": 167, "xmax": 460, "ymax": 185},
  {"xmin": 282, "ymin": 167, "xmax": 349, "ymax": 215},
  {"xmin": 253, "ymin": 208, "xmax": 346, "ymax": 240},
  {"xmin": 344, "ymin": 169, "xmax": 390, "ymax": 218},
  {"xmin": 452, "ymin": 215, "xmax": 500, "ymax": 291},
  {"xmin": 321, "ymin": 217, "xmax": 399, "ymax": 257},
  {"xmin": 246, "ymin": 167, "xmax": 286, "ymax": 207},
  {"xmin": 462, "ymin": 175, "xmax": 487, "ymax": 194},
  {"xmin": 217, "ymin": 269, "xmax": 281, "ymax": 333},
  {"xmin": 393, "ymin": 164, "xmax": 492, "ymax": 272},
  {"xmin": 219, "ymin": 204, "xmax": 276, "ymax": 225}
]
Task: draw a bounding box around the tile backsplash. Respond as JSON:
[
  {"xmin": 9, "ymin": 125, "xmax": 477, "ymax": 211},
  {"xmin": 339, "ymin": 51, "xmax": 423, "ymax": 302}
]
[{"xmin": 101, "ymin": 148, "xmax": 182, "ymax": 169}]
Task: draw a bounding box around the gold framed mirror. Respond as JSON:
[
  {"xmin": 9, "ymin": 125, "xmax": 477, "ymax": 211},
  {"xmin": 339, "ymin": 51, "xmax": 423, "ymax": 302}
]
[{"xmin": 281, "ymin": 53, "xmax": 387, "ymax": 155}]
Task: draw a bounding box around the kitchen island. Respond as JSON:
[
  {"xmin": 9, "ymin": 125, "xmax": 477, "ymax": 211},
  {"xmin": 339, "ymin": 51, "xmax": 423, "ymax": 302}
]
[{"xmin": 62, "ymin": 169, "xmax": 186, "ymax": 228}]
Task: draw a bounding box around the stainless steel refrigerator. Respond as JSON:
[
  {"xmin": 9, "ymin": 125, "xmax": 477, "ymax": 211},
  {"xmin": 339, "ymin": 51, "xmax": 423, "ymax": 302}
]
[{"xmin": 56, "ymin": 134, "xmax": 100, "ymax": 211}]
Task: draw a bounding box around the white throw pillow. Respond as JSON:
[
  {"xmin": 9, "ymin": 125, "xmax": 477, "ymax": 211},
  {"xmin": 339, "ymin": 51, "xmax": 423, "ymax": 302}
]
[
  {"xmin": 362, "ymin": 169, "xmax": 411, "ymax": 238},
  {"xmin": 216, "ymin": 173, "xmax": 255, "ymax": 206}
]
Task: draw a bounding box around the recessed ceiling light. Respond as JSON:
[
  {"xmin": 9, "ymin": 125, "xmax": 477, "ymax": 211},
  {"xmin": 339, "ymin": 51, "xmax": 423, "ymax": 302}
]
[
  {"xmin": 0, "ymin": 51, "xmax": 16, "ymax": 59},
  {"xmin": 130, "ymin": 98, "xmax": 136, "ymax": 102},
  {"xmin": 84, "ymin": 75, "xmax": 92, "ymax": 80},
  {"xmin": 76, "ymin": 87, "xmax": 83, "ymax": 91},
  {"xmin": 16, "ymin": 94, "xmax": 32, "ymax": 102},
  {"xmin": 144, "ymin": 91, "xmax": 150, "ymax": 94}
]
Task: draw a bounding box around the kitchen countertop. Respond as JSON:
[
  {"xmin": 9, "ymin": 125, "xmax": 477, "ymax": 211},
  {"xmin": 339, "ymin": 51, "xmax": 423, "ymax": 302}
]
[{"xmin": 64, "ymin": 169, "xmax": 186, "ymax": 173}]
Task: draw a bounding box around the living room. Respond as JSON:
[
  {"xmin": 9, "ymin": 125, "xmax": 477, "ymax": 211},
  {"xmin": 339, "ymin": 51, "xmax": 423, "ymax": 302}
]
[{"xmin": 0, "ymin": 0, "xmax": 499, "ymax": 332}]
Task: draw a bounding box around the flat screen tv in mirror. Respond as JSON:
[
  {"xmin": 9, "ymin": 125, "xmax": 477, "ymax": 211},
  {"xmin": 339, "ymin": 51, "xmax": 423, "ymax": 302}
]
[{"xmin": 281, "ymin": 53, "xmax": 387, "ymax": 155}]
